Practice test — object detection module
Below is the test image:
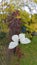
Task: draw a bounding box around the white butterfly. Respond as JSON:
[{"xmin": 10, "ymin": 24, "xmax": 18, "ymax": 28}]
[{"xmin": 8, "ymin": 33, "xmax": 31, "ymax": 49}]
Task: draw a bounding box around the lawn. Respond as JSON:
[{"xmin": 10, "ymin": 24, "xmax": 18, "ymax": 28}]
[{"xmin": 0, "ymin": 36, "xmax": 37, "ymax": 65}]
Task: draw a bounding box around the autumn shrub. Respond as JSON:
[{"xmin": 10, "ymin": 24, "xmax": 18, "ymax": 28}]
[
  {"xmin": 6, "ymin": 10, "xmax": 22, "ymax": 39},
  {"xmin": 16, "ymin": 47, "xmax": 23, "ymax": 60}
]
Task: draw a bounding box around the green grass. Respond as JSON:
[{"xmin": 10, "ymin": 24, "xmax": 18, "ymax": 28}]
[
  {"xmin": 19, "ymin": 36, "xmax": 37, "ymax": 65},
  {"xmin": 0, "ymin": 36, "xmax": 37, "ymax": 65}
]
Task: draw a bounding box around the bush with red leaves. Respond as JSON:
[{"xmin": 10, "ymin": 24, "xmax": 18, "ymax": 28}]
[
  {"xmin": 16, "ymin": 47, "xmax": 23, "ymax": 59},
  {"xmin": 6, "ymin": 10, "xmax": 22, "ymax": 38}
]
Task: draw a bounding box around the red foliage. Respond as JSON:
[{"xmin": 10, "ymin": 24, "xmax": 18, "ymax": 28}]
[
  {"xmin": 16, "ymin": 47, "xmax": 23, "ymax": 59},
  {"xmin": 6, "ymin": 10, "xmax": 22, "ymax": 38},
  {"xmin": 12, "ymin": 10, "xmax": 20, "ymax": 17}
]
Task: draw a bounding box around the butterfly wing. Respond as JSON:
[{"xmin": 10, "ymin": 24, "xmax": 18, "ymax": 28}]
[
  {"xmin": 12, "ymin": 35, "xmax": 19, "ymax": 42},
  {"xmin": 8, "ymin": 42, "xmax": 18, "ymax": 49}
]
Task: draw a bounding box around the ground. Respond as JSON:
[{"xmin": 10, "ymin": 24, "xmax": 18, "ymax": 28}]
[{"xmin": 0, "ymin": 36, "xmax": 37, "ymax": 65}]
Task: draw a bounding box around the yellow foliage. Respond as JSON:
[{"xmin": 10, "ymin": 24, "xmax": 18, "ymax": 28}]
[
  {"xmin": 19, "ymin": 10, "xmax": 30, "ymax": 23},
  {"xmin": 18, "ymin": 10, "xmax": 37, "ymax": 33},
  {"xmin": 4, "ymin": 4, "xmax": 15, "ymax": 13},
  {"xmin": 26, "ymin": 23, "xmax": 37, "ymax": 32},
  {"xmin": 32, "ymin": 14, "xmax": 37, "ymax": 23},
  {"xmin": 0, "ymin": 23, "xmax": 9, "ymax": 33},
  {"xmin": 0, "ymin": 14, "xmax": 7, "ymax": 20}
]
